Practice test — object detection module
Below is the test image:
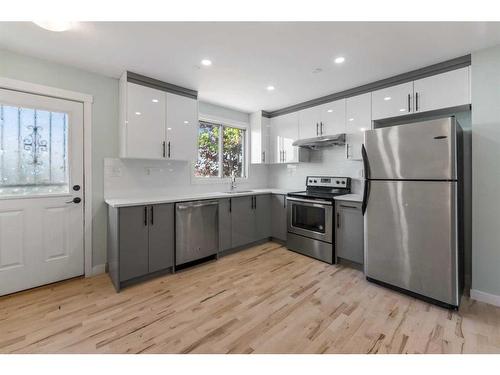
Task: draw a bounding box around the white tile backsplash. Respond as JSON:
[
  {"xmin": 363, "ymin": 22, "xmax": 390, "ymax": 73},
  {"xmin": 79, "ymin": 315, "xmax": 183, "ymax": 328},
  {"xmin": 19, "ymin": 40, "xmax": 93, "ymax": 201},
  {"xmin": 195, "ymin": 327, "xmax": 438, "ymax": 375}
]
[{"xmin": 105, "ymin": 146, "xmax": 363, "ymax": 199}]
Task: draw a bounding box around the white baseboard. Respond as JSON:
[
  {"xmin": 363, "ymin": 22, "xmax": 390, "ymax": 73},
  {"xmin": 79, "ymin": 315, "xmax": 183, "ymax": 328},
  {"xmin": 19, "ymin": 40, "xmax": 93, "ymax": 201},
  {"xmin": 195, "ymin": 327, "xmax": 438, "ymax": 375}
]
[
  {"xmin": 470, "ymin": 289, "xmax": 500, "ymax": 307},
  {"xmin": 90, "ymin": 264, "xmax": 106, "ymax": 276}
]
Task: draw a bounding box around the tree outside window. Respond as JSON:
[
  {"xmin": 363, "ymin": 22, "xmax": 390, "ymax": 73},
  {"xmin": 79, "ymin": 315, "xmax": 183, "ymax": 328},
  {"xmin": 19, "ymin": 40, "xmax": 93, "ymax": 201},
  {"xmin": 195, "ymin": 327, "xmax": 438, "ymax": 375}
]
[{"xmin": 195, "ymin": 121, "xmax": 245, "ymax": 178}]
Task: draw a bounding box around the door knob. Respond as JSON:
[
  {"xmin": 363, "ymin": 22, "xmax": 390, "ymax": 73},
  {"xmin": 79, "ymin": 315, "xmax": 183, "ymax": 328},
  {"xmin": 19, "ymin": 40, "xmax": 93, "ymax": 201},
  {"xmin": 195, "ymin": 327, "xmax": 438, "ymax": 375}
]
[
  {"xmin": 73, "ymin": 185, "xmax": 81, "ymax": 191},
  {"xmin": 66, "ymin": 197, "xmax": 82, "ymax": 204}
]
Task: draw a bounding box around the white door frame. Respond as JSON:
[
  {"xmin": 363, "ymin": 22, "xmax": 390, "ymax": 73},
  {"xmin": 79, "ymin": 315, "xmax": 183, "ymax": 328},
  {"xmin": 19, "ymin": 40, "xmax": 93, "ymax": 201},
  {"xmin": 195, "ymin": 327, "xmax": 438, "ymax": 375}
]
[{"xmin": 0, "ymin": 76, "xmax": 94, "ymax": 277}]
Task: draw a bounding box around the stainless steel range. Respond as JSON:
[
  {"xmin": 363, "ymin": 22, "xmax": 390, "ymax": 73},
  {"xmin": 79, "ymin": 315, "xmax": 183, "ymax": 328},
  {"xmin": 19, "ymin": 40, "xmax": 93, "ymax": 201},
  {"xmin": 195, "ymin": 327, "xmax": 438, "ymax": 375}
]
[{"xmin": 287, "ymin": 176, "xmax": 351, "ymax": 264}]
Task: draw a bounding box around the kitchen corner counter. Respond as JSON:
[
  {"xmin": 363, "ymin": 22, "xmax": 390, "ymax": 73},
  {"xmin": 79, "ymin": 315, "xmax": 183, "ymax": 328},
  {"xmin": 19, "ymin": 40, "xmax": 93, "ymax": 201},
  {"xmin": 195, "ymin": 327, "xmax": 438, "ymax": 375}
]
[
  {"xmin": 105, "ymin": 188, "xmax": 294, "ymax": 208},
  {"xmin": 334, "ymin": 194, "xmax": 363, "ymax": 202}
]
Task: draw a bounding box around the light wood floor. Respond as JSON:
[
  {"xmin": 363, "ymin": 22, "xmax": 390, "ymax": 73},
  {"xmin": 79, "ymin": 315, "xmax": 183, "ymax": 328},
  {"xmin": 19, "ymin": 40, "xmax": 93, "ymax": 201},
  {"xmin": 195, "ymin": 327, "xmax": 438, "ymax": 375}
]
[{"xmin": 1, "ymin": 242, "xmax": 499, "ymax": 354}]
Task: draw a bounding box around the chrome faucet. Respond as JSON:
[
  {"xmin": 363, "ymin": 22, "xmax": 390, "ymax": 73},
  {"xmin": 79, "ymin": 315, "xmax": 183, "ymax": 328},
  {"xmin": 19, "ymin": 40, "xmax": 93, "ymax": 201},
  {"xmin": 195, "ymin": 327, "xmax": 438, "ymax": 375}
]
[{"xmin": 230, "ymin": 172, "xmax": 237, "ymax": 191}]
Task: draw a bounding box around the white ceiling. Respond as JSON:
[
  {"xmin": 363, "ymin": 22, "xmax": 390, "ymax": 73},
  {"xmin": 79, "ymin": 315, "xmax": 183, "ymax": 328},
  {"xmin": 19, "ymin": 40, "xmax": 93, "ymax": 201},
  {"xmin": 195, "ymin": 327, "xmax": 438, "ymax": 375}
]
[{"xmin": 1, "ymin": 22, "xmax": 500, "ymax": 113}]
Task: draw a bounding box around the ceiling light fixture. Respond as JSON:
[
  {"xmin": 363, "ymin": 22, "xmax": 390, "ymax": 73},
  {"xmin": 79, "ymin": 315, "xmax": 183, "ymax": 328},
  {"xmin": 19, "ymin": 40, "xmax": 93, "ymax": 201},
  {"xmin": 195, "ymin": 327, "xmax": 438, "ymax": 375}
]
[
  {"xmin": 266, "ymin": 85, "xmax": 275, "ymax": 91},
  {"xmin": 349, "ymin": 118, "xmax": 354, "ymax": 122},
  {"xmin": 384, "ymin": 96, "xmax": 392, "ymax": 101},
  {"xmin": 135, "ymin": 112, "xmax": 141, "ymax": 116},
  {"xmin": 183, "ymin": 121, "xmax": 189, "ymax": 124},
  {"xmin": 327, "ymin": 109, "xmax": 333, "ymax": 113},
  {"xmin": 399, "ymin": 108, "xmax": 406, "ymax": 112},
  {"xmin": 152, "ymin": 99, "xmax": 159, "ymax": 103},
  {"xmin": 33, "ymin": 21, "xmax": 73, "ymax": 32},
  {"xmin": 201, "ymin": 59, "xmax": 212, "ymax": 66},
  {"xmin": 334, "ymin": 56, "xmax": 345, "ymax": 64}
]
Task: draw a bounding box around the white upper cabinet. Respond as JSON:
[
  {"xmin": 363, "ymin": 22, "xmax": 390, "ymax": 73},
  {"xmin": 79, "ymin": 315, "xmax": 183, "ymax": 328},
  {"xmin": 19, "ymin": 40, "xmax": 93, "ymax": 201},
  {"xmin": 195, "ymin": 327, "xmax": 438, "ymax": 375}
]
[
  {"xmin": 319, "ymin": 99, "xmax": 346, "ymax": 135},
  {"xmin": 165, "ymin": 93, "xmax": 198, "ymax": 161},
  {"xmin": 298, "ymin": 106, "xmax": 320, "ymax": 139},
  {"xmin": 119, "ymin": 72, "xmax": 198, "ymax": 161},
  {"xmin": 298, "ymin": 99, "xmax": 346, "ymax": 139},
  {"xmin": 413, "ymin": 67, "xmax": 470, "ymax": 113},
  {"xmin": 372, "ymin": 67, "xmax": 471, "ymax": 121},
  {"xmin": 123, "ymin": 82, "xmax": 167, "ymax": 159},
  {"xmin": 250, "ymin": 111, "xmax": 270, "ymax": 164},
  {"xmin": 345, "ymin": 93, "xmax": 372, "ymax": 161},
  {"xmin": 269, "ymin": 112, "xmax": 306, "ymax": 164},
  {"xmin": 371, "ymin": 82, "xmax": 413, "ymax": 121}
]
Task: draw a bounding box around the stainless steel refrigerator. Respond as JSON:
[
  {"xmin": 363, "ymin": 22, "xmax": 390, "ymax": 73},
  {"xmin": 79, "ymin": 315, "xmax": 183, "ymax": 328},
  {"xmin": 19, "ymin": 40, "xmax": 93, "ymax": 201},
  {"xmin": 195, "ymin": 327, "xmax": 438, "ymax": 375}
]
[{"xmin": 362, "ymin": 117, "xmax": 463, "ymax": 309}]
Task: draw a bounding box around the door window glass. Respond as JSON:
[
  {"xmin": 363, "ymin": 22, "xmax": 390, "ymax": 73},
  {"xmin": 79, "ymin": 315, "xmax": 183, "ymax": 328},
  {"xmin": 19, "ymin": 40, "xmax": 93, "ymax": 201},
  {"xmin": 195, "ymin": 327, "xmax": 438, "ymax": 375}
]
[{"xmin": 0, "ymin": 104, "xmax": 69, "ymax": 197}]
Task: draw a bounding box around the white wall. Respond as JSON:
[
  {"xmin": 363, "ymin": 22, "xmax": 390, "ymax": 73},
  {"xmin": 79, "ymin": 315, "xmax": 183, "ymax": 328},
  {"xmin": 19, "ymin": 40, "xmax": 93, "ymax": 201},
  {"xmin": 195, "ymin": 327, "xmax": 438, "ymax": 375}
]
[
  {"xmin": 471, "ymin": 44, "xmax": 500, "ymax": 302},
  {"xmin": 104, "ymin": 101, "xmax": 268, "ymax": 199}
]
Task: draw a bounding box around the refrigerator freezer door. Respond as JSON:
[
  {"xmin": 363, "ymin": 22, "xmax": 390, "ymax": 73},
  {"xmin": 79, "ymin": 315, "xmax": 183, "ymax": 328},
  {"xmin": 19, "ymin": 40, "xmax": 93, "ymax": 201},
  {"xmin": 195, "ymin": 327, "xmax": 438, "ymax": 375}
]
[
  {"xmin": 364, "ymin": 118, "xmax": 457, "ymax": 180},
  {"xmin": 364, "ymin": 180, "xmax": 459, "ymax": 306}
]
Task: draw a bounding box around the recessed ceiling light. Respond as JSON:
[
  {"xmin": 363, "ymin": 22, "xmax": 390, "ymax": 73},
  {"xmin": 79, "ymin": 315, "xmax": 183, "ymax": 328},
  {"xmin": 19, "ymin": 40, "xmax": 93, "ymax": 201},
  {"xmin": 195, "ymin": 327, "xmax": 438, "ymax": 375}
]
[
  {"xmin": 360, "ymin": 127, "xmax": 367, "ymax": 132},
  {"xmin": 167, "ymin": 127, "xmax": 172, "ymax": 130},
  {"xmin": 349, "ymin": 118, "xmax": 354, "ymax": 122},
  {"xmin": 201, "ymin": 59, "xmax": 212, "ymax": 66},
  {"xmin": 384, "ymin": 96, "xmax": 392, "ymax": 101},
  {"xmin": 183, "ymin": 121, "xmax": 189, "ymax": 124},
  {"xmin": 135, "ymin": 112, "xmax": 141, "ymax": 116},
  {"xmin": 152, "ymin": 99, "xmax": 159, "ymax": 103},
  {"xmin": 266, "ymin": 85, "xmax": 275, "ymax": 91},
  {"xmin": 33, "ymin": 21, "xmax": 73, "ymax": 32},
  {"xmin": 334, "ymin": 56, "xmax": 345, "ymax": 64},
  {"xmin": 327, "ymin": 109, "xmax": 333, "ymax": 113},
  {"xmin": 399, "ymin": 108, "xmax": 406, "ymax": 112}
]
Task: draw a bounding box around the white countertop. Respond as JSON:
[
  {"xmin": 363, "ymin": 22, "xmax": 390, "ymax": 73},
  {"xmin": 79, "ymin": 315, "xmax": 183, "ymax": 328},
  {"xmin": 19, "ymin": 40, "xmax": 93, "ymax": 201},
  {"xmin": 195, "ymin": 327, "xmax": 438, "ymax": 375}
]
[
  {"xmin": 105, "ymin": 188, "xmax": 294, "ymax": 208},
  {"xmin": 333, "ymin": 194, "xmax": 363, "ymax": 202}
]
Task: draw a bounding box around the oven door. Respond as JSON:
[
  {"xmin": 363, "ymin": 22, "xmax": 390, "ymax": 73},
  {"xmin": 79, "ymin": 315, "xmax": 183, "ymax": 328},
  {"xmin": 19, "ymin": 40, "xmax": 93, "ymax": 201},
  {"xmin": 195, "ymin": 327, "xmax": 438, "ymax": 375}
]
[{"xmin": 287, "ymin": 197, "xmax": 333, "ymax": 243}]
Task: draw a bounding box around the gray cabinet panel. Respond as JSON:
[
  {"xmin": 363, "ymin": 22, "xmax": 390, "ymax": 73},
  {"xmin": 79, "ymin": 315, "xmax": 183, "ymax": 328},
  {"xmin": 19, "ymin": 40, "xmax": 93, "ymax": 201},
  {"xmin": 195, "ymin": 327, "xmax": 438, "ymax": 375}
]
[
  {"xmin": 218, "ymin": 198, "xmax": 232, "ymax": 251},
  {"xmin": 255, "ymin": 194, "xmax": 271, "ymax": 240},
  {"xmin": 231, "ymin": 196, "xmax": 256, "ymax": 248},
  {"xmin": 119, "ymin": 206, "xmax": 149, "ymax": 281},
  {"xmin": 149, "ymin": 204, "xmax": 174, "ymax": 273},
  {"xmin": 335, "ymin": 201, "xmax": 364, "ymax": 264},
  {"xmin": 271, "ymin": 194, "xmax": 287, "ymax": 242}
]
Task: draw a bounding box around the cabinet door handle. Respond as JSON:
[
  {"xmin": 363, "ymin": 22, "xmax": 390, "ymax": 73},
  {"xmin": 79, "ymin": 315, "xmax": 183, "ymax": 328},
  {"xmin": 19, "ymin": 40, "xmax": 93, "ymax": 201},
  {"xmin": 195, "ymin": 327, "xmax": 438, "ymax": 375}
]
[
  {"xmin": 162, "ymin": 141, "xmax": 166, "ymax": 158},
  {"xmin": 316, "ymin": 123, "xmax": 319, "ymax": 136},
  {"xmin": 150, "ymin": 206, "xmax": 154, "ymax": 226},
  {"xmin": 254, "ymin": 196, "xmax": 257, "ymax": 209},
  {"xmin": 167, "ymin": 141, "xmax": 171, "ymax": 158},
  {"xmin": 229, "ymin": 198, "xmax": 232, "ymax": 213},
  {"xmin": 337, "ymin": 212, "xmax": 340, "ymax": 228},
  {"xmin": 144, "ymin": 206, "xmax": 148, "ymax": 226},
  {"xmin": 415, "ymin": 92, "xmax": 419, "ymax": 111},
  {"xmin": 340, "ymin": 204, "xmax": 358, "ymax": 209},
  {"xmin": 283, "ymin": 150, "xmax": 286, "ymax": 162},
  {"xmin": 407, "ymin": 94, "xmax": 411, "ymax": 113},
  {"xmin": 320, "ymin": 122, "xmax": 324, "ymax": 135},
  {"xmin": 262, "ymin": 151, "xmax": 265, "ymax": 163},
  {"xmin": 283, "ymin": 196, "xmax": 286, "ymax": 208},
  {"xmin": 346, "ymin": 144, "xmax": 350, "ymax": 159}
]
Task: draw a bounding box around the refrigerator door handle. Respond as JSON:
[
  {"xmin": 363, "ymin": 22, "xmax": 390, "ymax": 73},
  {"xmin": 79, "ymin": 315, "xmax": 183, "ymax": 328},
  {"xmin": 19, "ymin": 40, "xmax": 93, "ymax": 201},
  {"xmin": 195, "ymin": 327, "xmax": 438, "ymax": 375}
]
[
  {"xmin": 361, "ymin": 179, "xmax": 370, "ymax": 215},
  {"xmin": 361, "ymin": 144, "xmax": 370, "ymax": 179}
]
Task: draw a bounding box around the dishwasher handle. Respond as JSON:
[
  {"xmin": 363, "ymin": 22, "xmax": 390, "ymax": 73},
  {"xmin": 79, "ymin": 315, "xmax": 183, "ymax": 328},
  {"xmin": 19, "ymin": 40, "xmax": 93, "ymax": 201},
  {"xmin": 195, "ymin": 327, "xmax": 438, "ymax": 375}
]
[{"xmin": 176, "ymin": 200, "xmax": 219, "ymax": 210}]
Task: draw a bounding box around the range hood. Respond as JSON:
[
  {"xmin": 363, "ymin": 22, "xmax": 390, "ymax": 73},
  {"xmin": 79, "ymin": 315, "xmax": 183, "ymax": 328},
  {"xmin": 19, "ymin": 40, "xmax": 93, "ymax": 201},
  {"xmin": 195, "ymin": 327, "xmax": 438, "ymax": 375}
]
[{"xmin": 292, "ymin": 133, "xmax": 346, "ymax": 150}]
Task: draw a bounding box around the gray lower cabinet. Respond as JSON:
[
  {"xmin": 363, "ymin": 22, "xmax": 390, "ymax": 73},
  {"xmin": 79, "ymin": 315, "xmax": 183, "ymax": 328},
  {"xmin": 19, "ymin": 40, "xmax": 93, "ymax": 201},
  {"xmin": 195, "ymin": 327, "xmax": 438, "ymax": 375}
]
[
  {"xmin": 230, "ymin": 195, "xmax": 256, "ymax": 248},
  {"xmin": 335, "ymin": 200, "xmax": 364, "ymax": 264},
  {"xmin": 271, "ymin": 194, "xmax": 287, "ymax": 242},
  {"xmin": 228, "ymin": 194, "xmax": 272, "ymax": 250},
  {"xmin": 255, "ymin": 194, "xmax": 271, "ymax": 239},
  {"xmin": 218, "ymin": 198, "xmax": 232, "ymax": 251},
  {"xmin": 108, "ymin": 203, "xmax": 175, "ymax": 291}
]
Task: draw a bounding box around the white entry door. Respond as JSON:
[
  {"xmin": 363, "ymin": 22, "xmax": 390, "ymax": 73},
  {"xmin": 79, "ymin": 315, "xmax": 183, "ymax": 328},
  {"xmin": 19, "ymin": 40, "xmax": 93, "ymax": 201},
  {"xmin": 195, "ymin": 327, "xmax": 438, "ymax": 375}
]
[{"xmin": 0, "ymin": 88, "xmax": 84, "ymax": 296}]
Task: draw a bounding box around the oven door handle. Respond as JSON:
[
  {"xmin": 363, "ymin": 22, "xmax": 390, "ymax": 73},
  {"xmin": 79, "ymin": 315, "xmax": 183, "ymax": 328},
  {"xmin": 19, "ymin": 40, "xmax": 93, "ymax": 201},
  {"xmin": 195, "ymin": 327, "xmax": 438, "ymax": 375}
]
[{"xmin": 286, "ymin": 196, "xmax": 332, "ymax": 206}]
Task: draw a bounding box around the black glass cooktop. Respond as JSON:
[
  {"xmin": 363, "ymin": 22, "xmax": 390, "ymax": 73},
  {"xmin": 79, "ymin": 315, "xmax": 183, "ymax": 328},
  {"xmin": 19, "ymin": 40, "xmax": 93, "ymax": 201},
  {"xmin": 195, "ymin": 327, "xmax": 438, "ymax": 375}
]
[{"xmin": 287, "ymin": 189, "xmax": 348, "ymax": 201}]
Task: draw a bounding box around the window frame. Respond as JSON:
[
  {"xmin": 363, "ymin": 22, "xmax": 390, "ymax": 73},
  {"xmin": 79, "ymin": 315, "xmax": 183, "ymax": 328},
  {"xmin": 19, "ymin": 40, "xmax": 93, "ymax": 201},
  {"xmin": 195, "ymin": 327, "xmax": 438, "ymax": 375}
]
[{"xmin": 193, "ymin": 116, "xmax": 249, "ymax": 183}]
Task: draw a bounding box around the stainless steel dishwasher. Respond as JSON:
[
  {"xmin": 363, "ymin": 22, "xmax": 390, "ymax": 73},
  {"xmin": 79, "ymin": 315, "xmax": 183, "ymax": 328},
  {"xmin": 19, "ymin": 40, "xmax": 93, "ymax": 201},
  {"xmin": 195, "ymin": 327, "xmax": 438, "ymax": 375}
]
[{"xmin": 175, "ymin": 200, "xmax": 219, "ymax": 266}]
